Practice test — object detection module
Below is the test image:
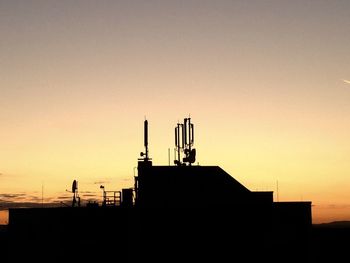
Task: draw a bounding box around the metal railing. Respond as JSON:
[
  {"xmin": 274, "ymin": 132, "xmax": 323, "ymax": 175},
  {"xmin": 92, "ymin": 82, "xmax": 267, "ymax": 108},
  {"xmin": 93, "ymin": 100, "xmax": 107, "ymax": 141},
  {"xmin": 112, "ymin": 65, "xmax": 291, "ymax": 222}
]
[{"xmin": 102, "ymin": 190, "xmax": 121, "ymax": 206}]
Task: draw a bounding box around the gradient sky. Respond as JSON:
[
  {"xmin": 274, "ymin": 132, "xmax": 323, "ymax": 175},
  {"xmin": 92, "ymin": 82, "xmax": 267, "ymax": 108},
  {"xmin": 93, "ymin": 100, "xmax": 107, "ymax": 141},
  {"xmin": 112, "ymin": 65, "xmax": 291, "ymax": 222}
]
[{"xmin": 1, "ymin": 0, "xmax": 350, "ymax": 224}]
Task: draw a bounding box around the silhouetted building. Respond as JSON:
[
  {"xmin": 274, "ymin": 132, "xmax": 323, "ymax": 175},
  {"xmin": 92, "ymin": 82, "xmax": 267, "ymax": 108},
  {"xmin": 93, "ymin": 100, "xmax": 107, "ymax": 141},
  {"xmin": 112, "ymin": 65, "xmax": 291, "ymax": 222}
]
[
  {"xmin": 133, "ymin": 158, "xmax": 312, "ymax": 262},
  {"xmin": 7, "ymin": 119, "xmax": 312, "ymax": 262}
]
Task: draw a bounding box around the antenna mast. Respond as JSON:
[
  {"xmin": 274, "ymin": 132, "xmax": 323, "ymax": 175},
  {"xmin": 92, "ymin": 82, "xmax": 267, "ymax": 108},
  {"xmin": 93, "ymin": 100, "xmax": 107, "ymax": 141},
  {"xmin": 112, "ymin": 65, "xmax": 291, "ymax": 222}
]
[
  {"xmin": 174, "ymin": 117, "xmax": 196, "ymax": 166},
  {"xmin": 144, "ymin": 119, "xmax": 149, "ymax": 160},
  {"xmin": 140, "ymin": 119, "xmax": 152, "ymax": 162}
]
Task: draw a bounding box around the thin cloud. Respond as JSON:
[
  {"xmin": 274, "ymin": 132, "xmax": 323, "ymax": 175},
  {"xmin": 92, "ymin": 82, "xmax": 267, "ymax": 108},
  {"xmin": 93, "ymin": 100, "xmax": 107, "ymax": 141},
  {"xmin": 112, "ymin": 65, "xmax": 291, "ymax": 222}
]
[
  {"xmin": 93, "ymin": 180, "xmax": 111, "ymax": 185},
  {"xmin": 122, "ymin": 178, "xmax": 131, "ymax": 182},
  {"xmin": 26, "ymin": 196, "xmax": 42, "ymax": 202},
  {"xmin": 0, "ymin": 192, "xmax": 62, "ymax": 204},
  {"xmin": 0, "ymin": 193, "xmax": 27, "ymax": 200},
  {"xmin": 81, "ymin": 193, "xmax": 99, "ymax": 197},
  {"xmin": 56, "ymin": 196, "xmax": 72, "ymax": 200},
  {"xmin": 0, "ymin": 190, "xmax": 102, "ymax": 210},
  {"xmin": 317, "ymin": 204, "xmax": 350, "ymax": 209},
  {"xmin": 343, "ymin": 79, "xmax": 350, "ymax": 84},
  {"xmin": 0, "ymin": 202, "xmax": 61, "ymax": 210}
]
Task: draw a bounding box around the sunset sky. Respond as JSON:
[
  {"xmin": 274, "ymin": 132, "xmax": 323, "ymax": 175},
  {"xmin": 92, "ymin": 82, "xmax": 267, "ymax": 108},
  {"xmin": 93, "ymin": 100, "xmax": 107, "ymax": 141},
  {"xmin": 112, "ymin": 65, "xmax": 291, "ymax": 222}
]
[{"xmin": 1, "ymin": 0, "xmax": 350, "ymax": 224}]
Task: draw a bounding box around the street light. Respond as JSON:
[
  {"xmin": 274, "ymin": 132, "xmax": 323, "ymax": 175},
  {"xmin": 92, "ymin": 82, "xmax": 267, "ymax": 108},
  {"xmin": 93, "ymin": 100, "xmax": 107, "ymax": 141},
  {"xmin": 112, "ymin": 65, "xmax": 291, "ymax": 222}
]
[{"xmin": 100, "ymin": 185, "xmax": 105, "ymax": 206}]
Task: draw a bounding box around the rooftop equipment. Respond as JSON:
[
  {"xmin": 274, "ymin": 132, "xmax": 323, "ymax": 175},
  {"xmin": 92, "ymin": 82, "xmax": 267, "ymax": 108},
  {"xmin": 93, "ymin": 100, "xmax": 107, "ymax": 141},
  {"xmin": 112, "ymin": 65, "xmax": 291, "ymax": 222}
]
[{"xmin": 174, "ymin": 117, "xmax": 196, "ymax": 166}]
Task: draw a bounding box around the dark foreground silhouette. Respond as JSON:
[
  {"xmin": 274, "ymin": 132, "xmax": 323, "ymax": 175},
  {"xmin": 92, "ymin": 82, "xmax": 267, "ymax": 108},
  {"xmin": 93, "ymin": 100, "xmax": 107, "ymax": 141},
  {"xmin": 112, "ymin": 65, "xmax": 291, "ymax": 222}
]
[
  {"xmin": 2, "ymin": 222, "xmax": 349, "ymax": 262},
  {"xmin": 3, "ymin": 119, "xmax": 316, "ymax": 262}
]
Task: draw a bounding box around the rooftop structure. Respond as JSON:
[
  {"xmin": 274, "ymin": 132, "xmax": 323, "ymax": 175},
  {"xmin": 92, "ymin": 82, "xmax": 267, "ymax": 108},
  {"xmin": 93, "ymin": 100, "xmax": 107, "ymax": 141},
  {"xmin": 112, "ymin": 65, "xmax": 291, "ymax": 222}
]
[{"xmin": 7, "ymin": 118, "xmax": 312, "ymax": 262}]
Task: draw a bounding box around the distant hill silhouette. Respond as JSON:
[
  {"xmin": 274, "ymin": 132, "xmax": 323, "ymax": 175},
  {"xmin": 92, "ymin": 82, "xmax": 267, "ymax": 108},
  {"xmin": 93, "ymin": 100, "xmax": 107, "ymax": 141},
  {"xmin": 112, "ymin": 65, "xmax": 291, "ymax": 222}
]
[
  {"xmin": 313, "ymin": 221, "xmax": 350, "ymax": 228},
  {"xmin": 311, "ymin": 221, "xmax": 350, "ymax": 261}
]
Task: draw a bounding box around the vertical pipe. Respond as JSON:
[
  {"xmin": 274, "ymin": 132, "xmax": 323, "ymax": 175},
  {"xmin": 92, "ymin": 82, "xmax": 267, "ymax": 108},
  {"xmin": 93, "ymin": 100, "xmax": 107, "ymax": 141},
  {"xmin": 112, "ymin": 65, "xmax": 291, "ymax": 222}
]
[
  {"xmin": 177, "ymin": 124, "xmax": 181, "ymax": 162},
  {"xmin": 183, "ymin": 118, "xmax": 188, "ymax": 146},
  {"xmin": 187, "ymin": 118, "xmax": 191, "ymax": 153},
  {"xmin": 168, "ymin": 148, "xmax": 170, "ymax": 166},
  {"xmin": 191, "ymin": 123, "xmax": 194, "ymax": 144},
  {"xmin": 180, "ymin": 124, "xmax": 186, "ymax": 149},
  {"xmin": 175, "ymin": 127, "xmax": 178, "ymax": 147}
]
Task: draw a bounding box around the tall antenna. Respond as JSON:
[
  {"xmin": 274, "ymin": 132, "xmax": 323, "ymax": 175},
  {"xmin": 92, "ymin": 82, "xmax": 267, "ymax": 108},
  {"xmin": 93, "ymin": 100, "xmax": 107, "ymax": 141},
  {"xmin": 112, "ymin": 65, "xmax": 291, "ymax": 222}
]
[
  {"xmin": 140, "ymin": 119, "xmax": 152, "ymax": 162},
  {"xmin": 276, "ymin": 180, "xmax": 279, "ymax": 202},
  {"xmin": 144, "ymin": 119, "xmax": 149, "ymax": 160}
]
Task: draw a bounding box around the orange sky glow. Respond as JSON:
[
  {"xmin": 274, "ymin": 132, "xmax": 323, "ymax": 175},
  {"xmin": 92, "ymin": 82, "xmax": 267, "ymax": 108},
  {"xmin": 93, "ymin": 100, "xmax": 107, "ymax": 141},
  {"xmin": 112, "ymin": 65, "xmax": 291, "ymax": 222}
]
[{"xmin": 1, "ymin": 1, "xmax": 350, "ymax": 224}]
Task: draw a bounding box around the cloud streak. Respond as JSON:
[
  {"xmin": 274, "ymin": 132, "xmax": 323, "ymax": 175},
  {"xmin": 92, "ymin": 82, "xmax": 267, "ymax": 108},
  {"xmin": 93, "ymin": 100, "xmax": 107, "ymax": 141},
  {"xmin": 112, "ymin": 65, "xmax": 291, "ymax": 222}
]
[
  {"xmin": 315, "ymin": 203, "xmax": 350, "ymax": 209},
  {"xmin": 0, "ymin": 190, "xmax": 101, "ymax": 210},
  {"xmin": 0, "ymin": 202, "xmax": 61, "ymax": 210},
  {"xmin": 93, "ymin": 180, "xmax": 111, "ymax": 185}
]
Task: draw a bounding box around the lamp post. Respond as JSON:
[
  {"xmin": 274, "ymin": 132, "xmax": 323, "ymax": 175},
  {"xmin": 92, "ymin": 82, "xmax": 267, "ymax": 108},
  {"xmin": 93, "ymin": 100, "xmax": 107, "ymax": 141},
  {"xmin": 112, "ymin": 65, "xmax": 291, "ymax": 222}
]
[{"xmin": 100, "ymin": 185, "xmax": 105, "ymax": 206}]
